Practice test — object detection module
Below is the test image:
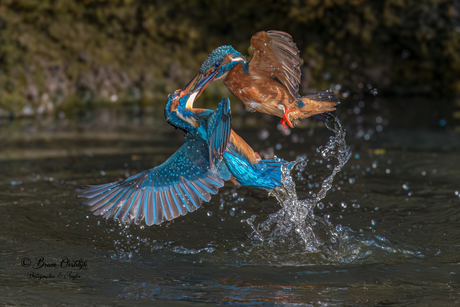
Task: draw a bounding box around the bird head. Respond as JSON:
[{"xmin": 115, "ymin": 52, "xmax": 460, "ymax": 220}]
[
  {"xmin": 182, "ymin": 46, "xmax": 246, "ymax": 97},
  {"xmin": 176, "ymin": 46, "xmax": 246, "ymax": 100},
  {"xmin": 199, "ymin": 45, "xmax": 246, "ymax": 80}
]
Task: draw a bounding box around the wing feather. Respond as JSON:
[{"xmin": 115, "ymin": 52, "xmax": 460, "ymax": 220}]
[
  {"xmin": 250, "ymin": 30, "xmax": 301, "ymax": 99},
  {"xmin": 207, "ymin": 97, "xmax": 232, "ymax": 170},
  {"xmin": 79, "ymin": 136, "xmax": 227, "ymax": 225}
]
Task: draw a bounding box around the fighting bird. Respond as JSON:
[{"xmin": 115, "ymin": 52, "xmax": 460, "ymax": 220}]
[
  {"xmin": 190, "ymin": 30, "xmax": 337, "ymax": 128},
  {"xmin": 79, "ymin": 83, "xmax": 291, "ymax": 226}
]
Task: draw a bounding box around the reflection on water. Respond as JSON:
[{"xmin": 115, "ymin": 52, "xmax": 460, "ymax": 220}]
[{"xmin": 1, "ymin": 107, "xmax": 460, "ymax": 305}]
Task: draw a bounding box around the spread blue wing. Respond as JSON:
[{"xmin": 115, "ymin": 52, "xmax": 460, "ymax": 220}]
[
  {"xmin": 207, "ymin": 97, "xmax": 231, "ymax": 169},
  {"xmin": 79, "ymin": 136, "xmax": 230, "ymax": 226}
]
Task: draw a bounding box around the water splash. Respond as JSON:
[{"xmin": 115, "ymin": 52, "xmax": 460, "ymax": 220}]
[
  {"xmin": 248, "ymin": 115, "xmax": 352, "ymax": 258},
  {"xmin": 107, "ymin": 115, "xmax": 423, "ymax": 265}
]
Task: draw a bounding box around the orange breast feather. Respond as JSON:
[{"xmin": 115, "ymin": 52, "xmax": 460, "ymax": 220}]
[{"xmin": 229, "ymin": 130, "xmax": 256, "ymax": 165}]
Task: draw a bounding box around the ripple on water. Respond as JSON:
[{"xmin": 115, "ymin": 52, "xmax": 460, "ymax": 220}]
[
  {"xmin": 107, "ymin": 115, "xmax": 425, "ymax": 266},
  {"xmin": 238, "ymin": 115, "xmax": 423, "ymax": 265}
]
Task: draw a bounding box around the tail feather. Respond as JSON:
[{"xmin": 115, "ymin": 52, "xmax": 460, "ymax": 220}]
[
  {"xmin": 252, "ymin": 158, "xmax": 291, "ymax": 190},
  {"xmin": 290, "ymin": 89, "xmax": 337, "ymax": 122},
  {"xmin": 223, "ymin": 138, "xmax": 294, "ymax": 190}
]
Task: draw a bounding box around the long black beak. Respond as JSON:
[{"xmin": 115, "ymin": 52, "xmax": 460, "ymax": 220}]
[
  {"xmin": 193, "ymin": 70, "xmax": 220, "ymax": 97},
  {"xmin": 179, "ymin": 72, "xmax": 202, "ymax": 97}
]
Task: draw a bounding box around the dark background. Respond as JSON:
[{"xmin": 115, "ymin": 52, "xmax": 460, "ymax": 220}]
[{"xmin": 0, "ymin": 0, "xmax": 459, "ymax": 128}]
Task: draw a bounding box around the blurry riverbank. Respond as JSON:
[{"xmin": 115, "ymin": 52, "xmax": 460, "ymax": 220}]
[{"xmin": 1, "ymin": 0, "xmax": 459, "ymax": 120}]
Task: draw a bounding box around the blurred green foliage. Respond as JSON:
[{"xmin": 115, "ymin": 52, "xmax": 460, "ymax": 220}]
[{"xmin": 0, "ymin": 0, "xmax": 459, "ymax": 116}]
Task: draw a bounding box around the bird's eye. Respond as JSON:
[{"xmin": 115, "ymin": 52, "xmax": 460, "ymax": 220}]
[{"xmin": 215, "ymin": 61, "xmax": 220, "ymax": 67}]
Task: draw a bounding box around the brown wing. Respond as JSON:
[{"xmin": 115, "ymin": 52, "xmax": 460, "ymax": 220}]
[{"xmin": 249, "ymin": 30, "xmax": 301, "ymax": 99}]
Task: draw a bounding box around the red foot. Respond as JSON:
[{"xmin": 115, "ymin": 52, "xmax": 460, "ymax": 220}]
[
  {"xmin": 281, "ymin": 107, "xmax": 295, "ymax": 128},
  {"xmin": 254, "ymin": 152, "xmax": 261, "ymax": 162}
]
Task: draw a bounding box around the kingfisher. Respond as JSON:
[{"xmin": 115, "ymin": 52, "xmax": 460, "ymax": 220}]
[
  {"xmin": 189, "ymin": 30, "xmax": 337, "ymax": 128},
  {"xmin": 79, "ymin": 83, "xmax": 291, "ymax": 226}
]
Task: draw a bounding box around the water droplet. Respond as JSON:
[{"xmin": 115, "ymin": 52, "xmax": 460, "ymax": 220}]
[
  {"xmin": 317, "ymin": 203, "xmax": 324, "ymax": 210},
  {"xmin": 207, "ymin": 211, "xmax": 213, "ymax": 216},
  {"xmin": 371, "ymin": 220, "xmax": 376, "ymax": 226},
  {"xmin": 352, "ymin": 203, "xmax": 360, "ymax": 208},
  {"xmin": 258, "ymin": 129, "xmax": 269, "ymax": 141},
  {"xmin": 385, "ymin": 169, "xmax": 391, "ymax": 174},
  {"xmin": 341, "ymin": 201, "xmax": 347, "ymax": 208},
  {"xmin": 402, "ymin": 184, "xmax": 409, "ymax": 190},
  {"xmin": 349, "ymin": 178, "xmax": 355, "ymax": 184}
]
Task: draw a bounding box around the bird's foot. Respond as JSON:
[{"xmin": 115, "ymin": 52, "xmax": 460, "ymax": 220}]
[
  {"xmin": 280, "ymin": 108, "xmax": 295, "ymax": 128},
  {"xmin": 254, "ymin": 152, "xmax": 262, "ymax": 162}
]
